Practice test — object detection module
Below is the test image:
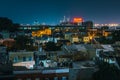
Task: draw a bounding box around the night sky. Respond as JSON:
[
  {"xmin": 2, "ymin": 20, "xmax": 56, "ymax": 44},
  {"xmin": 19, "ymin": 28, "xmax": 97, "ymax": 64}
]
[{"xmin": 0, "ymin": 0, "xmax": 120, "ymax": 25}]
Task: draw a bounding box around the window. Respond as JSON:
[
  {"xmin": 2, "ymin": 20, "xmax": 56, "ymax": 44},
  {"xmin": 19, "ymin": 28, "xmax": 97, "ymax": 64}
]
[
  {"xmin": 14, "ymin": 56, "xmax": 18, "ymax": 62},
  {"xmin": 23, "ymin": 57, "xmax": 26, "ymax": 61},
  {"xmin": 29, "ymin": 56, "xmax": 32, "ymax": 61},
  {"xmin": 61, "ymin": 77, "xmax": 67, "ymax": 80}
]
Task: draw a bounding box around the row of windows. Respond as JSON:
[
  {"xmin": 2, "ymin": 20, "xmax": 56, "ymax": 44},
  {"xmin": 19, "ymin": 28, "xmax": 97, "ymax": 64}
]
[
  {"xmin": 14, "ymin": 56, "xmax": 33, "ymax": 62},
  {"xmin": 19, "ymin": 26, "xmax": 85, "ymax": 30},
  {"xmin": 17, "ymin": 77, "xmax": 68, "ymax": 80}
]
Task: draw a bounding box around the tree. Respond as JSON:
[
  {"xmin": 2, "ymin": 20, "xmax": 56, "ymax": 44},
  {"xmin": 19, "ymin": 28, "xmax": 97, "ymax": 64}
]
[
  {"xmin": 112, "ymin": 30, "xmax": 120, "ymax": 41},
  {"xmin": 92, "ymin": 62, "xmax": 120, "ymax": 80},
  {"xmin": 0, "ymin": 17, "xmax": 20, "ymax": 32},
  {"xmin": 99, "ymin": 36, "xmax": 114, "ymax": 44},
  {"xmin": 14, "ymin": 35, "xmax": 33, "ymax": 50},
  {"xmin": 44, "ymin": 41, "xmax": 61, "ymax": 51},
  {"xmin": 0, "ymin": 17, "xmax": 13, "ymax": 31},
  {"xmin": 11, "ymin": 23, "xmax": 20, "ymax": 32}
]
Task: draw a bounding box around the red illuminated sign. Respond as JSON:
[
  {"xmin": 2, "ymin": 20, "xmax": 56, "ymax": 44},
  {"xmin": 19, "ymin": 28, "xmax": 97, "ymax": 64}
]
[{"xmin": 73, "ymin": 18, "xmax": 83, "ymax": 23}]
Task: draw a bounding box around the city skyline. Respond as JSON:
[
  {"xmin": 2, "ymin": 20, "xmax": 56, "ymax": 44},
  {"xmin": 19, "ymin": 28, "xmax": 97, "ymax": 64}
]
[{"xmin": 0, "ymin": 0, "xmax": 120, "ymax": 24}]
